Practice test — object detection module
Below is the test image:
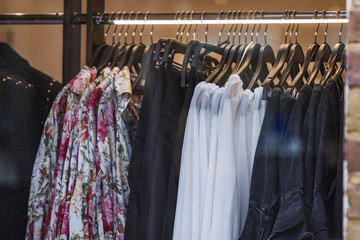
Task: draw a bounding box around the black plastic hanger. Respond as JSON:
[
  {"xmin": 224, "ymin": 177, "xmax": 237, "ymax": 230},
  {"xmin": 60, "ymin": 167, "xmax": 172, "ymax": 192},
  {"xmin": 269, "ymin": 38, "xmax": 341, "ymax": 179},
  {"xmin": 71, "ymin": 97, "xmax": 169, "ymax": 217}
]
[
  {"xmin": 132, "ymin": 43, "xmax": 156, "ymax": 94},
  {"xmin": 285, "ymin": 16, "xmax": 323, "ymax": 94},
  {"xmin": 307, "ymin": 22, "xmax": 331, "ymax": 86},
  {"xmin": 181, "ymin": 39, "xmax": 201, "ymax": 87},
  {"xmin": 285, "ymin": 41, "xmax": 320, "ymax": 95},
  {"xmin": 321, "ymin": 19, "xmax": 345, "ymax": 84},
  {"xmin": 262, "ymin": 20, "xmax": 294, "ymax": 100},
  {"xmin": 212, "ymin": 44, "xmax": 242, "ymax": 86},
  {"xmin": 126, "ymin": 12, "xmax": 147, "ymax": 73},
  {"xmin": 247, "ymin": 24, "xmax": 275, "ymax": 90},
  {"xmin": 234, "ymin": 34, "xmax": 261, "ymax": 88},
  {"xmin": 88, "ymin": 13, "xmax": 109, "ymax": 67},
  {"xmin": 332, "ymin": 50, "xmax": 345, "ymax": 84},
  {"xmin": 205, "ymin": 44, "xmax": 233, "ymax": 83},
  {"xmin": 96, "ymin": 12, "xmax": 122, "ymax": 70},
  {"xmin": 212, "ymin": 11, "xmax": 243, "ymax": 85},
  {"xmin": 279, "ymin": 23, "xmax": 305, "ymax": 89},
  {"xmin": 152, "ymin": 38, "xmax": 167, "ymax": 66}
]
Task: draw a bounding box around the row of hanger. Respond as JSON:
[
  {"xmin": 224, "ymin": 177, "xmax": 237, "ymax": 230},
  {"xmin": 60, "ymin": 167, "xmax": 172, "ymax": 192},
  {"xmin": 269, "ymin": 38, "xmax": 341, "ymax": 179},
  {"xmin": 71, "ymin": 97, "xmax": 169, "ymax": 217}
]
[{"xmin": 88, "ymin": 10, "xmax": 346, "ymax": 99}]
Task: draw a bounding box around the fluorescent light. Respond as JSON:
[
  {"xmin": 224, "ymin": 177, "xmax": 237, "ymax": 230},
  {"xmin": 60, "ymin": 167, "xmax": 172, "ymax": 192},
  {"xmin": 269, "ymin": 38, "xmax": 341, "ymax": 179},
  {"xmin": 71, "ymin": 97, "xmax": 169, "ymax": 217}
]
[{"xmin": 112, "ymin": 19, "xmax": 349, "ymax": 25}]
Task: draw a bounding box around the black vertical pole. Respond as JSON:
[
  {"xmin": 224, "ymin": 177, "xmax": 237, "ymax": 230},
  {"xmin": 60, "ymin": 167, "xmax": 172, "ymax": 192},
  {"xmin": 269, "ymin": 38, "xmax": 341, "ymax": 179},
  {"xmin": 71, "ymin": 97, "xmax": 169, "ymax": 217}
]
[
  {"xmin": 86, "ymin": 0, "xmax": 105, "ymax": 65},
  {"xmin": 62, "ymin": 0, "xmax": 81, "ymax": 84}
]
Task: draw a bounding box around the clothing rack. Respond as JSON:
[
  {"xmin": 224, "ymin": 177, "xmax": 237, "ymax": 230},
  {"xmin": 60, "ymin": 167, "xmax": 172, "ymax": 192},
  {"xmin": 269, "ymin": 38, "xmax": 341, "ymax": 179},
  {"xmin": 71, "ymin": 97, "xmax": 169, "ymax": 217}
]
[
  {"xmin": 94, "ymin": 10, "xmax": 348, "ymax": 25},
  {"xmin": 0, "ymin": 0, "xmax": 348, "ymax": 84}
]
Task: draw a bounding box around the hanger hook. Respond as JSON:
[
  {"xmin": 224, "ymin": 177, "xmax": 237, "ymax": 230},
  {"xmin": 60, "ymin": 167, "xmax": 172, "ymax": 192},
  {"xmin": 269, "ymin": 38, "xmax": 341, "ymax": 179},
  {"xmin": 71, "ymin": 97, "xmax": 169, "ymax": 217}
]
[
  {"xmin": 288, "ymin": 10, "xmax": 294, "ymax": 43},
  {"xmin": 132, "ymin": 11, "xmax": 141, "ymax": 44},
  {"xmin": 284, "ymin": 10, "xmax": 291, "ymax": 44},
  {"xmin": 175, "ymin": 11, "xmax": 182, "ymax": 40},
  {"xmin": 193, "ymin": 11, "xmax": 198, "ymax": 40},
  {"xmin": 104, "ymin": 12, "xmax": 114, "ymax": 42},
  {"xmin": 261, "ymin": 11, "xmax": 267, "ymax": 44},
  {"xmin": 227, "ymin": 11, "xmax": 235, "ymax": 42},
  {"xmin": 337, "ymin": 10, "xmax": 343, "ymax": 42},
  {"xmin": 256, "ymin": 12, "xmax": 261, "ymax": 43},
  {"xmin": 112, "ymin": 12, "xmax": 121, "ymax": 44},
  {"xmin": 293, "ymin": 11, "xmax": 300, "ymax": 43},
  {"xmin": 314, "ymin": 10, "xmax": 320, "ymax": 42},
  {"xmin": 186, "ymin": 11, "xmax": 194, "ymax": 43},
  {"xmin": 139, "ymin": 11, "xmax": 149, "ymax": 44},
  {"xmin": 124, "ymin": 11, "xmax": 134, "ymax": 44},
  {"xmin": 98, "ymin": 12, "xmax": 106, "ymax": 24},
  {"xmin": 244, "ymin": 11, "xmax": 250, "ymax": 44},
  {"xmin": 117, "ymin": 11, "xmax": 126, "ymax": 44},
  {"xmin": 218, "ymin": 11, "xmax": 226, "ymax": 44},
  {"xmin": 202, "ymin": 11, "xmax": 208, "ymax": 43},
  {"xmin": 250, "ymin": 11, "xmax": 258, "ymax": 43},
  {"xmin": 251, "ymin": 24, "xmax": 256, "ymax": 43},
  {"xmin": 238, "ymin": 11, "xmax": 245, "ymax": 44},
  {"xmin": 264, "ymin": 24, "xmax": 268, "ymax": 45},
  {"xmin": 180, "ymin": 11, "xmax": 189, "ymax": 42},
  {"xmin": 289, "ymin": 12, "xmax": 295, "ymax": 43},
  {"xmin": 232, "ymin": 11, "xmax": 240, "ymax": 44},
  {"xmin": 150, "ymin": 23, "xmax": 154, "ymax": 43},
  {"xmin": 322, "ymin": 10, "xmax": 328, "ymax": 43}
]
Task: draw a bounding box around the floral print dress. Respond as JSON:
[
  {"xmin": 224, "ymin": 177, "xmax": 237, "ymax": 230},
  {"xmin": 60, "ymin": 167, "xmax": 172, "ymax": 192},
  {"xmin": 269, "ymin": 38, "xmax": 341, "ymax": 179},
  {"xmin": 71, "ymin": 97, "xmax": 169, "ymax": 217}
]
[
  {"xmin": 26, "ymin": 66, "xmax": 96, "ymax": 240},
  {"xmin": 26, "ymin": 66, "xmax": 136, "ymax": 240}
]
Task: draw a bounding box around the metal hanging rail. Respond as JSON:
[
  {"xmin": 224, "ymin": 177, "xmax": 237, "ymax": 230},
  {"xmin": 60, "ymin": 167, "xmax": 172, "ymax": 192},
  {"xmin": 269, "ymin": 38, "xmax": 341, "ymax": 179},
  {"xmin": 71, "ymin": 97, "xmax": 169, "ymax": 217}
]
[
  {"xmin": 0, "ymin": 13, "xmax": 89, "ymax": 25},
  {"xmin": 0, "ymin": 13, "xmax": 65, "ymax": 24},
  {"xmin": 94, "ymin": 10, "xmax": 348, "ymax": 25},
  {"xmin": 0, "ymin": 10, "xmax": 348, "ymax": 25}
]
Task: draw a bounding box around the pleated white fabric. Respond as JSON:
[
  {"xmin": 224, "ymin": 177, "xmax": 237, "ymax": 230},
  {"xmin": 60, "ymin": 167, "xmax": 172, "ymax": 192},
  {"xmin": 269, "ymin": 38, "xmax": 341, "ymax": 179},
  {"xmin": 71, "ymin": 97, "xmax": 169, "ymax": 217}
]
[
  {"xmin": 200, "ymin": 87, "xmax": 224, "ymax": 240},
  {"xmin": 173, "ymin": 73, "xmax": 267, "ymax": 240},
  {"xmin": 209, "ymin": 76, "xmax": 243, "ymax": 240},
  {"xmin": 173, "ymin": 82, "xmax": 206, "ymax": 240}
]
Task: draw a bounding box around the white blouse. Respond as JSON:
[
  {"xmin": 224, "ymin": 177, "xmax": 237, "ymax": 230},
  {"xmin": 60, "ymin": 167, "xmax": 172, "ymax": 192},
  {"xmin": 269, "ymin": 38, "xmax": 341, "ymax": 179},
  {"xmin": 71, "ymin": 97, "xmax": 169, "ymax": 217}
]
[
  {"xmin": 173, "ymin": 73, "xmax": 267, "ymax": 240},
  {"xmin": 201, "ymin": 87, "xmax": 224, "ymax": 240},
  {"xmin": 173, "ymin": 82, "xmax": 206, "ymax": 240},
  {"xmin": 209, "ymin": 75, "xmax": 243, "ymax": 240}
]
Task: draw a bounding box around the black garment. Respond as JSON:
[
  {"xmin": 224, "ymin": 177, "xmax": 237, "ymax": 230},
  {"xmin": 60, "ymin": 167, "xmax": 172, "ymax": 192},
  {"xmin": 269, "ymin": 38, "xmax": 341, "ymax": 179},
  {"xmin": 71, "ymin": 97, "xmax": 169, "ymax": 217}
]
[
  {"xmin": 330, "ymin": 86, "xmax": 344, "ymax": 239},
  {"xmin": 303, "ymin": 85, "xmax": 324, "ymax": 225},
  {"xmin": 0, "ymin": 67, "xmax": 38, "ymax": 240},
  {"xmin": 143, "ymin": 64, "xmax": 185, "ymax": 239},
  {"xmin": 269, "ymin": 85, "xmax": 313, "ymax": 240},
  {"xmin": 161, "ymin": 70, "xmax": 201, "ymax": 240},
  {"xmin": 125, "ymin": 65, "xmax": 160, "ymax": 240},
  {"xmin": 0, "ymin": 44, "xmax": 61, "ymax": 240},
  {"xmin": 136, "ymin": 64, "xmax": 168, "ymax": 239},
  {"xmin": 0, "ymin": 42, "xmax": 62, "ymax": 125},
  {"xmin": 240, "ymin": 87, "xmax": 283, "ymax": 240},
  {"xmin": 309, "ymin": 79, "xmax": 341, "ymax": 239}
]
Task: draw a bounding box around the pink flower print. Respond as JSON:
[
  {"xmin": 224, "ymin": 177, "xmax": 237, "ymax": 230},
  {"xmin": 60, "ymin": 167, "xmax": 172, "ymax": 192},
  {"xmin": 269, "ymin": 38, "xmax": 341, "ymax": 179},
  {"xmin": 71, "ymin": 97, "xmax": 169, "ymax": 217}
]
[
  {"xmin": 102, "ymin": 195, "xmax": 114, "ymax": 232},
  {"xmin": 88, "ymin": 88, "xmax": 103, "ymax": 108},
  {"xmin": 105, "ymin": 102, "xmax": 115, "ymax": 127},
  {"xmin": 44, "ymin": 121, "xmax": 52, "ymax": 138},
  {"xmin": 98, "ymin": 118, "xmax": 107, "ymax": 143},
  {"xmin": 59, "ymin": 95, "xmax": 68, "ymax": 113},
  {"xmin": 60, "ymin": 206, "xmax": 70, "ymax": 238},
  {"xmin": 89, "ymin": 68, "xmax": 98, "ymax": 83},
  {"xmin": 73, "ymin": 77, "xmax": 85, "ymax": 94},
  {"xmin": 117, "ymin": 206, "xmax": 125, "ymax": 218},
  {"xmin": 81, "ymin": 113, "xmax": 89, "ymax": 143}
]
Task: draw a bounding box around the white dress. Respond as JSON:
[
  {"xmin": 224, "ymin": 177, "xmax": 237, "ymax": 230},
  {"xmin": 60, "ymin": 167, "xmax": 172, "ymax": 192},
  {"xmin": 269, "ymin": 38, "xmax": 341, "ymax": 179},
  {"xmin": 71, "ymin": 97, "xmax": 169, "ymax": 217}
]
[
  {"xmin": 200, "ymin": 87, "xmax": 224, "ymax": 240},
  {"xmin": 195, "ymin": 83, "xmax": 219, "ymax": 240},
  {"xmin": 208, "ymin": 75, "xmax": 243, "ymax": 240},
  {"xmin": 233, "ymin": 77, "xmax": 254, "ymax": 234},
  {"xmin": 173, "ymin": 82, "xmax": 206, "ymax": 240}
]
